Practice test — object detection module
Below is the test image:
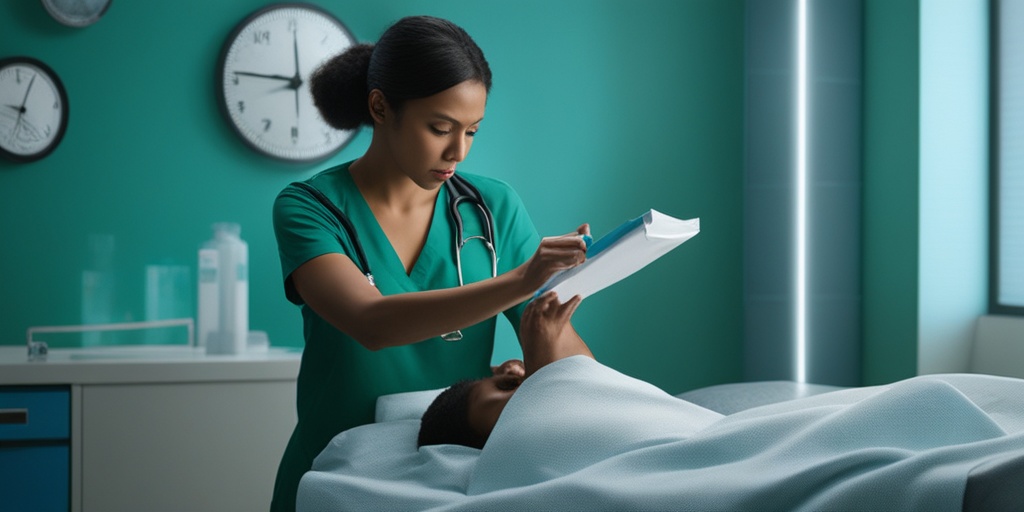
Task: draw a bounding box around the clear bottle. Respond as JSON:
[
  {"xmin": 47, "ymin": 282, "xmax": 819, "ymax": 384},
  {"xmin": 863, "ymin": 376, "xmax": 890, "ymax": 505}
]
[{"xmin": 197, "ymin": 223, "xmax": 249, "ymax": 354}]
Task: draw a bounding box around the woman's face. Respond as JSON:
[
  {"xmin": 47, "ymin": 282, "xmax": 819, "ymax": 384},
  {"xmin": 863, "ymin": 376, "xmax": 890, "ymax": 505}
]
[{"xmin": 380, "ymin": 80, "xmax": 487, "ymax": 190}]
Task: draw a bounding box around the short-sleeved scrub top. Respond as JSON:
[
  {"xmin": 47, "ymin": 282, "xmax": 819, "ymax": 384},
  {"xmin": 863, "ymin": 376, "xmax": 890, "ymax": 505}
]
[{"xmin": 269, "ymin": 161, "xmax": 540, "ymax": 511}]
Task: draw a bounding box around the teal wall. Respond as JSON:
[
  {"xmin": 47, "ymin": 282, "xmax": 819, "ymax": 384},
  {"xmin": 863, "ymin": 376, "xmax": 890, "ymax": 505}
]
[
  {"xmin": 862, "ymin": 0, "xmax": 921, "ymax": 384},
  {"xmin": 0, "ymin": 0, "xmax": 744, "ymax": 394}
]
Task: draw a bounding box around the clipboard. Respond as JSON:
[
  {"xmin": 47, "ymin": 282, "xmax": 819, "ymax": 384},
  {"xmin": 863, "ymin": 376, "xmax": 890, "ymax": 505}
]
[{"xmin": 536, "ymin": 209, "xmax": 699, "ymax": 300}]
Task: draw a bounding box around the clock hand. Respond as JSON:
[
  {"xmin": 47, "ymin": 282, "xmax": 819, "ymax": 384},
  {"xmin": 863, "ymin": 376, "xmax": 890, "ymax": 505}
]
[
  {"xmin": 292, "ymin": 28, "xmax": 301, "ymax": 118},
  {"xmin": 292, "ymin": 28, "xmax": 301, "ymax": 79},
  {"xmin": 8, "ymin": 74, "xmax": 35, "ymax": 143},
  {"xmin": 18, "ymin": 74, "xmax": 36, "ymax": 111},
  {"xmin": 5, "ymin": 104, "xmax": 26, "ymax": 113},
  {"xmin": 234, "ymin": 71, "xmax": 294, "ymax": 82}
]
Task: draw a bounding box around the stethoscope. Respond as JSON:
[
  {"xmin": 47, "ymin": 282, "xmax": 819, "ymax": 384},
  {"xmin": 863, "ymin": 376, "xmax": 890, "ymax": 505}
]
[{"xmin": 292, "ymin": 174, "xmax": 496, "ymax": 342}]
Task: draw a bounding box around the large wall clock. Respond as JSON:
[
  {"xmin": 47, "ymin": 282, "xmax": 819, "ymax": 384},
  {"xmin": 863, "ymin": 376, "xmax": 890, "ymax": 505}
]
[
  {"xmin": 217, "ymin": 3, "xmax": 358, "ymax": 162},
  {"xmin": 0, "ymin": 56, "xmax": 69, "ymax": 163}
]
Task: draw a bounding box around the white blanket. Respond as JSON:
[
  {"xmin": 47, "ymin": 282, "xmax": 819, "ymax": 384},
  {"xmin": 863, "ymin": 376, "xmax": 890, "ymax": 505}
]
[{"xmin": 298, "ymin": 356, "xmax": 1024, "ymax": 512}]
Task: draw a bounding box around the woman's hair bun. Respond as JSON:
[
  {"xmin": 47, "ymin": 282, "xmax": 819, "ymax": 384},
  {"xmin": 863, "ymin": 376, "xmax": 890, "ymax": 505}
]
[
  {"xmin": 311, "ymin": 17, "xmax": 491, "ymax": 131},
  {"xmin": 310, "ymin": 43, "xmax": 375, "ymax": 130}
]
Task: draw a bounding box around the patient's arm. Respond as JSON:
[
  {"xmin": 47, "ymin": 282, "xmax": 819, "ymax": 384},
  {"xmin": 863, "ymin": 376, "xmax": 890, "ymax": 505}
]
[{"xmin": 519, "ymin": 291, "xmax": 594, "ymax": 377}]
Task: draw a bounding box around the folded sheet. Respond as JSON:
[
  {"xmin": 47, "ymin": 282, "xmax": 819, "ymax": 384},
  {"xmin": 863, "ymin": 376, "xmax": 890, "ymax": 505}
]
[{"xmin": 298, "ymin": 357, "xmax": 1024, "ymax": 512}]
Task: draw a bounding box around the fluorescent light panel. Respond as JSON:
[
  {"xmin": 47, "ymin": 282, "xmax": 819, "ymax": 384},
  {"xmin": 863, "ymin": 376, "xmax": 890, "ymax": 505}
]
[{"xmin": 795, "ymin": 0, "xmax": 808, "ymax": 383}]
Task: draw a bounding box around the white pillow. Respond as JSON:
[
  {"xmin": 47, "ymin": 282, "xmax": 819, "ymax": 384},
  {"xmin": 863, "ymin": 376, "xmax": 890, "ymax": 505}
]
[{"xmin": 374, "ymin": 387, "xmax": 446, "ymax": 423}]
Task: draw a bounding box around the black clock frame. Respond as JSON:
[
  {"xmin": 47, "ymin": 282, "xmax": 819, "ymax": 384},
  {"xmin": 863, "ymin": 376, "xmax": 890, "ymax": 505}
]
[{"xmin": 0, "ymin": 56, "xmax": 70, "ymax": 163}]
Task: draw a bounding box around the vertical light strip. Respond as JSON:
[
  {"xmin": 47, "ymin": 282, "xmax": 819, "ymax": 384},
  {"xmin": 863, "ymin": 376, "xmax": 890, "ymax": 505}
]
[{"xmin": 794, "ymin": 0, "xmax": 809, "ymax": 383}]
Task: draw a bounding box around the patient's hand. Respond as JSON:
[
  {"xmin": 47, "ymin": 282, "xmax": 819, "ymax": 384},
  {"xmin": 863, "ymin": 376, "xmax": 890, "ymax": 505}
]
[
  {"xmin": 493, "ymin": 359, "xmax": 525, "ymax": 377},
  {"xmin": 521, "ymin": 291, "xmax": 579, "ymax": 344},
  {"xmin": 520, "ymin": 291, "xmax": 585, "ymax": 376}
]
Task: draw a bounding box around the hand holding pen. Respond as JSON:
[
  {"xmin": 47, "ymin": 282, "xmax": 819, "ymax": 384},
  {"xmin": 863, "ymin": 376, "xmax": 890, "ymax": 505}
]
[{"xmin": 519, "ymin": 224, "xmax": 591, "ymax": 293}]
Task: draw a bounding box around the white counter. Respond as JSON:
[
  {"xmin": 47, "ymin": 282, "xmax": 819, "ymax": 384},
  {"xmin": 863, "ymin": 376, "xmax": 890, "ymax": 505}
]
[{"xmin": 0, "ymin": 344, "xmax": 301, "ymax": 385}]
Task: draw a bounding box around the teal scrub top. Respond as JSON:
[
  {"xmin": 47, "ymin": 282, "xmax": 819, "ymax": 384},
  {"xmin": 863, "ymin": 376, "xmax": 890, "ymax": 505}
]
[{"xmin": 270, "ymin": 161, "xmax": 540, "ymax": 511}]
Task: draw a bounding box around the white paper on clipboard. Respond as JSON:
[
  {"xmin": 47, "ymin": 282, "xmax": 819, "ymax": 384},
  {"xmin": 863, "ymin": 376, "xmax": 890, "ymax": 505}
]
[{"xmin": 536, "ymin": 209, "xmax": 699, "ymax": 301}]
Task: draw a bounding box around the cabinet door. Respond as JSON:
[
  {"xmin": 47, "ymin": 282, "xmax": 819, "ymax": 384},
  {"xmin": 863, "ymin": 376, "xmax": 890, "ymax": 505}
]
[
  {"xmin": 0, "ymin": 444, "xmax": 69, "ymax": 512},
  {"xmin": 80, "ymin": 380, "xmax": 296, "ymax": 512},
  {"xmin": 0, "ymin": 387, "xmax": 71, "ymax": 512}
]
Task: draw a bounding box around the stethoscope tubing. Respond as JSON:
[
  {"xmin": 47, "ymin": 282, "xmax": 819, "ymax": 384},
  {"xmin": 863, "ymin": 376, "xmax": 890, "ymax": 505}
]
[
  {"xmin": 291, "ymin": 181, "xmax": 375, "ymax": 285},
  {"xmin": 291, "ymin": 175, "xmax": 497, "ymax": 290}
]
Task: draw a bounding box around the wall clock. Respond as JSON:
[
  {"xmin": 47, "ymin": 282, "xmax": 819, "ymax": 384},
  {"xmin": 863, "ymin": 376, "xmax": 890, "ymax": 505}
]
[
  {"xmin": 0, "ymin": 56, "xmax": 69, "ymax": 163},
  {"xmin": 217, "ymin": 3, "xmax": 358, "ymax": 162},
  {"xmin": 41, "ymin": 0, "xmax": 112, "ymax": 27}
]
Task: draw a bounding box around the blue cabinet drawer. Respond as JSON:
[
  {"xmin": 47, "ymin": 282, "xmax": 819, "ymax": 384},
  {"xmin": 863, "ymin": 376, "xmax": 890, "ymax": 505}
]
[{"xmin": 0, "ymin": 387, "xmax": 70, "ymax": 441}]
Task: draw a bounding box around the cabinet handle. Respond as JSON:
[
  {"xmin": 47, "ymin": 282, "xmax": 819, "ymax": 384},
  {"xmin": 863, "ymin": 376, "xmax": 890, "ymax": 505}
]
[{"xmin": 0, "ymin": 409, "xmax": 28, "ymax": 425}]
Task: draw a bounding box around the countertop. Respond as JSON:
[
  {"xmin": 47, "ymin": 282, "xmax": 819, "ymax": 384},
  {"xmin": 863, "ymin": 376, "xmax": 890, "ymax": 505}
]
[{"xmin": 0, "ymin": 345, "xmax": 302, "ymax": 386}]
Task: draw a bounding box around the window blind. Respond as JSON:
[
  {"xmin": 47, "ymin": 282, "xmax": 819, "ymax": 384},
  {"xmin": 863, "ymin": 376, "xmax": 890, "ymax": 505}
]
[{"xmin": 996, "ymin": 0, "xmax": 1024, "ymax": 309}]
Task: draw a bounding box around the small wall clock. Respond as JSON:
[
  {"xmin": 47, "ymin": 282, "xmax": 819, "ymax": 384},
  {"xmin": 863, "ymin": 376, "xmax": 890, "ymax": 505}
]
[
  {"xmin": 217, "ymin": 3, "xmax": 358, "ymax": 163},
  {"xmin": 41, "ymin": 0, "xmax": 112, "ymax": 27},
  {"xmin": 0, "ymin": 56, "xmax": 69, "ymax": 163}
]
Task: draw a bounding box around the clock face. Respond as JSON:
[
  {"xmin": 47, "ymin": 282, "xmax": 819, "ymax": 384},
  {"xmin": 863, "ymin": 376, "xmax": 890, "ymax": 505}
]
[
  {"xmin": 0, "ymin": 57, "xmax": 69, "ymax": 162},
  {"xmin": 218, "ymin": 3, "xmax": 358, "ymax": 162}
]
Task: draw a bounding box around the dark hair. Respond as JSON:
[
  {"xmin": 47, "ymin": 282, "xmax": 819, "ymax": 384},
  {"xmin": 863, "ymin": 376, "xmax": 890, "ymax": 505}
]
[
  {"xmin": 418, "ymin": 379, "xmax": 485, "ymax": 449},
  {"xmin": 311, "ymin": 16, "xmax": 492, "ymax": 130}
]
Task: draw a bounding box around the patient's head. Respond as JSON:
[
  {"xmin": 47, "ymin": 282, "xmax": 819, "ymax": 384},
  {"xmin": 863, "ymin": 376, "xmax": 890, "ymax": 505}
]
[{"xmin": 418, "ymin": 365, "xmax": 524, "ymax": 449}]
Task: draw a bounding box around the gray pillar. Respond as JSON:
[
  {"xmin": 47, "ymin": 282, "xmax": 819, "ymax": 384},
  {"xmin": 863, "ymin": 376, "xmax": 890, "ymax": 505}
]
[{"xmin": 744, "ymin": 0, "xmax": 862, "ymax": 386}]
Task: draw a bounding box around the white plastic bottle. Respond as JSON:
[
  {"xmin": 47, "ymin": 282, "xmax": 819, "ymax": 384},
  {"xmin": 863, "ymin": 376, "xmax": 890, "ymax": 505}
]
[
  {"xmin": 197, "ymin": 222, "xmax": 249, "ymax": 354},
  {"xmin": 197, "ymin": 245, "xmax": 219, "ymax": 350}
]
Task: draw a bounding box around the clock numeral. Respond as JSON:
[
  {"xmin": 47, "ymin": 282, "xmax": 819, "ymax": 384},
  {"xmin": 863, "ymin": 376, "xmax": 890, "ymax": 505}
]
[
  {"xmin": 291, "ymin": 126, "xmax": 298, "ymax": 143},
  {"xmin": 288, "ymin": 19, "xmax": 297, "ymax": 33},
  {"xmin": 262, "ymin": 119, "xmax": 272, "ymax": 132},
  {"xmin": 237, "ymin": 100, "xmax": 245, "ymax": 113},
  {"xmin": 252, "ymin": 30, "xmax": 271, "ymax": 45}
]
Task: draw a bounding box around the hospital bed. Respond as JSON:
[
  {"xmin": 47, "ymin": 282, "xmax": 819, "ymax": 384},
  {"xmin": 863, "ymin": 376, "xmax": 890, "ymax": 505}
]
[
  {"xmin": 296, "ymin": 317, "xmax": 1024, "ymax": 512},
  {"xmin": 678, "ymin": 380, "xmax": 1022, "ymax": 512}
]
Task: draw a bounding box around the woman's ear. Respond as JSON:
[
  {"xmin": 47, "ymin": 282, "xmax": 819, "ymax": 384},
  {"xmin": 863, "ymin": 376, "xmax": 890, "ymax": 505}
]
[{"xmin": 368, "ymin": 89, "xmax": 388, "ymax": 124}]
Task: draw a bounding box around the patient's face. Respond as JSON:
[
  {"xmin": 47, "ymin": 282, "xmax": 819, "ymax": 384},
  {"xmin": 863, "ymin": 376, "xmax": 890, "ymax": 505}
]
[{"xmin": 467, "ymin": 369, "xmax": 523, "ymax": 441}]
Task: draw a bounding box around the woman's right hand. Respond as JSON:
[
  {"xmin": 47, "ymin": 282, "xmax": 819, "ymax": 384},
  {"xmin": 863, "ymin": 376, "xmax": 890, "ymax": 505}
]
[{"xmin": 518, "ymin": 224, "xmax": 590, "ymax": 293}]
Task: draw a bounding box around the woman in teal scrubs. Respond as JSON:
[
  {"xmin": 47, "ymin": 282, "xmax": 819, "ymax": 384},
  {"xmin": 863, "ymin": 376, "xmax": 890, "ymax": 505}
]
[{"xmin": 270, "ymin": 16, "xmax": 590, "ymax": 512}]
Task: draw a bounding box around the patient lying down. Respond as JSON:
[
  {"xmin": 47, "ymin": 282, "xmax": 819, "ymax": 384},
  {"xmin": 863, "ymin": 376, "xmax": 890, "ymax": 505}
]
[
  {"xmin": 303, "ymin": 291, "xmax": 1024, "ymax": 512},
  {"xmin": 418, "ymin": 290, "xmax": 592, "ymax": 448}
]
